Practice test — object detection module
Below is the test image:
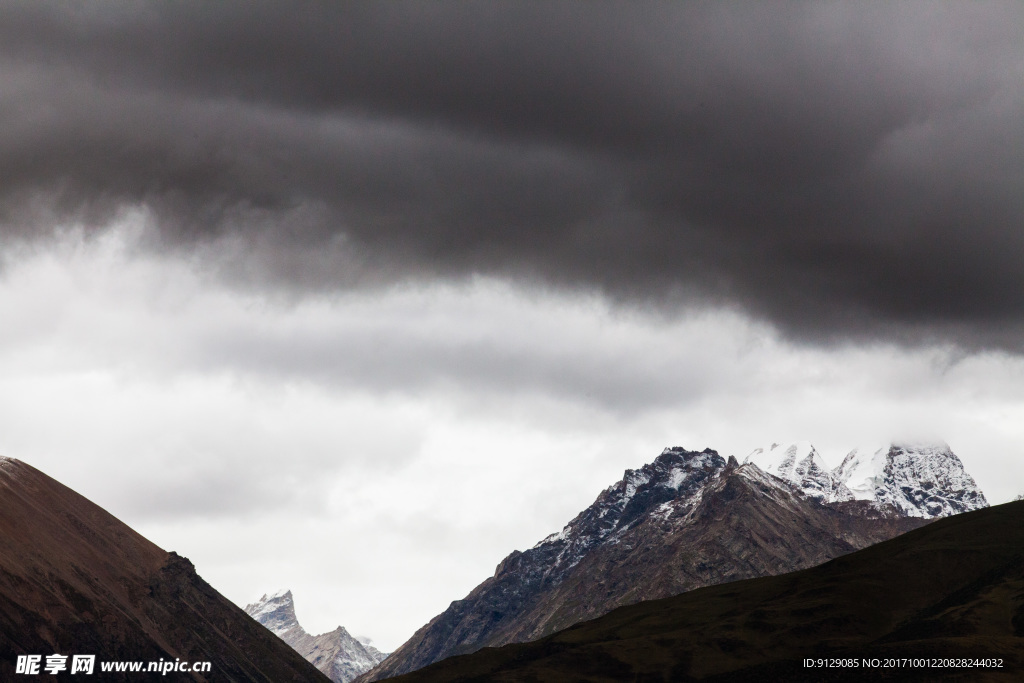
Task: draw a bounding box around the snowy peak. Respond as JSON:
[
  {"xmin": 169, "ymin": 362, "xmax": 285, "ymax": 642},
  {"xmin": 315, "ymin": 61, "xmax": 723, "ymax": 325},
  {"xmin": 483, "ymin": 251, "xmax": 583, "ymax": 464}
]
[
  {"xmin": 529, "ymin": 447, "xmax": 727, "ymax": 572},
  {"xmin": 745, "ymin": 442, "xmax": 853, "ymax": 504},
  {"xmin": 244, "ymin": 589, "xmax": 298, "ymax": 637},
  {"xmin": 834, "ymin": 442, "xmax": 988, "ymax": 519},
  {"xmin": 245, "ymin": 590, "xmax": 387, "ymax": 683},
  {"xmin": 745, "ymin": 441, "xmax": 815, "ymax": 480}
]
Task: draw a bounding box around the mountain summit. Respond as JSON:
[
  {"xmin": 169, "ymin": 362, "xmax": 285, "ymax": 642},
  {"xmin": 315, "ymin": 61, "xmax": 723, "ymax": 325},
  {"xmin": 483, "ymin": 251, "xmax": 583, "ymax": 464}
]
[
  {"xmin": 834, "ymin": 442, "xmax": 988, "ymax": 518},
  {"xmin": 361, "ymin": 445, "xmax": 934, "ymax": 681},
  {"xmin": 246, "ymin": 589, "xmax": 298, "ymax": 636},
  {"xmin": 245, "ymin": 590, "xmax": 387, "ymax": 683}
]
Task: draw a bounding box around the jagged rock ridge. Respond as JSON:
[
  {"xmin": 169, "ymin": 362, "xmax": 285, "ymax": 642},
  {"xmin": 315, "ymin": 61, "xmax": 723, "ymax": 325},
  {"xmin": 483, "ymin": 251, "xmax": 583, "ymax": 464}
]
[
  {"xmin": 245, "ymin": 590, "xmax": 387, "ymax": 683},
  {"xmin": 745, "ymin": 441, "xmax": 854, "ymax": 503},
  {"xmin": 361, "ymin": 446, "xmax": 931, "ymax": 681}
]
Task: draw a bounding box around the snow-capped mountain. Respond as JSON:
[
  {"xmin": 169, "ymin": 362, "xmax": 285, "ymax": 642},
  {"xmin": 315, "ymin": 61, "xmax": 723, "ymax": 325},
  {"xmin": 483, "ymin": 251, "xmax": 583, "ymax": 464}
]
[
  {"xmin": 246, "ymin": 588, "xmax": 297, "ymax": 636},
  {"xmin": 245, "ymin": 590, "xmax": 387, "ymax": 683},
  {"xmin": 361, "ymin": 440, "xmax": 991, "ymax": 680},
  {"xmin": 834, "ymin": 442, "xmax": 988, "ymax": 518},
  {"xmin": 745, "ymin": 441, "xmax": 854, "ymax": 503},
  {"xmin": 525, "ymin": 447, "xmax": 727, "ymax": 574},
  {"xmin": 360, "ymin": 447, "xmax": 926, "ymax": 681}
]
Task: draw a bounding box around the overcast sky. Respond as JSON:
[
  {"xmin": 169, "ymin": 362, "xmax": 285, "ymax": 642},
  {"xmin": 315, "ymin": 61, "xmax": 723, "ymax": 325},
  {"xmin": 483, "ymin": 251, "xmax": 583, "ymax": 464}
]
[{"xmin": 1, "ymin": 1, "xmax": 1023, "ymax": 650}]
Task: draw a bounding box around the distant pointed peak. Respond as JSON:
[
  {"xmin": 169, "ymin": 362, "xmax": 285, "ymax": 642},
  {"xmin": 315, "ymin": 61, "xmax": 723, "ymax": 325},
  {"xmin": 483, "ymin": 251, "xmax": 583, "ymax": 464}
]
[
  {"xmin": 325, "ymin": 624, "xmax": 353, "ymax": 638},
  {"xmin": 244, "ymin": 588, "xmax": 301, "ymax": 637},
  {"xmin": 249, "ymin": 589, "xmax": 294, "ymax": 611}
]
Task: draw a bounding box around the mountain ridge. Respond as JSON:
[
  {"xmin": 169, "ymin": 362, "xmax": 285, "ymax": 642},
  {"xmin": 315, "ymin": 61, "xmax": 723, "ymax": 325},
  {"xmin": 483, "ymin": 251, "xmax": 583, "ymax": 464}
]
[
  {"xmin": 834, "ymin": 442, "xmax": 988, "ymax": 517},
  {"xmin": 245, "ymin": 589, "xmax": 388, "ymax": 683},
  {"xmin": 362, "ymin": 444, "xmax": 940, "ymax": 680},
  {"xmin": 745, "ymin": 441, "xmax": 854, "ymax": 503},
  {"xmin": 381, "ymin": 500, "xmax": 1024, "ymax": 682}
]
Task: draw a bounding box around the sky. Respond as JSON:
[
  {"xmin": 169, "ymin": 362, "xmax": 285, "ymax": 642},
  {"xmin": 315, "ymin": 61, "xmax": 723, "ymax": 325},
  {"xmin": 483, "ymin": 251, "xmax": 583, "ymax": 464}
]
[{"xmin": 0, "ymin": 1, "xmax": 1023, "ymax": 650}]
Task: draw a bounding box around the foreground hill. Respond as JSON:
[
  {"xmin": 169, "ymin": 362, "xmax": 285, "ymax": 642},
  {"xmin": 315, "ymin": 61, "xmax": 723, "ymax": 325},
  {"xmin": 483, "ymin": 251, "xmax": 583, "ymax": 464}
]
[
  {"xmin": 364, "ymin": 448, "xmax": 928, "ymax": 680},
  {"xmin": 0, "ymin": 457, "xmax": 330, "ymax": 682},
  {"xmin": 380, "ymin": 500, "xmax": 1024, "ymax": 682}
]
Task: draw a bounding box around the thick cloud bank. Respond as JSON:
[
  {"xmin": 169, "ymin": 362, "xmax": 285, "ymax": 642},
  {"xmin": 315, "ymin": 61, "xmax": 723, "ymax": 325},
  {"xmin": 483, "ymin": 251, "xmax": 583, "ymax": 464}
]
[{"xmin": 1, "ymin": 2, "xmax": 1022, "ymax": 346}]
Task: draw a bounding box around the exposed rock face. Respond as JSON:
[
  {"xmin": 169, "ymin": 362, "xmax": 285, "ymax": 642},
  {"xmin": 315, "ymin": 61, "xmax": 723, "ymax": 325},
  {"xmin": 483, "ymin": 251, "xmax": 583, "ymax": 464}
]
[
  {"xmin": 834, "ymin": 442, "xmax": 988, "ymax": 518},
  {"xmin": 245, "ymin": 590, "xmax": 387, "ymax": 683},
  {"xmin": 745, "ymin": 441, "xmax": 854, "ymax": 503},
  {"xmin": 361, "ymin": 447, "xmax": 928, "ymax": 681},
  {"xmin": 0, "ymin": 457, "xmax": 330, "ymax": 682}
]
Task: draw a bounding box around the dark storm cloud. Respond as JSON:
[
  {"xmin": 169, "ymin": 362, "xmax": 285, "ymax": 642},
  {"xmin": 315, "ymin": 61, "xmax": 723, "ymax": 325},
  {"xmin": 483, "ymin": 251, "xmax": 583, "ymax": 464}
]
[{"xmin": 1, "ymin": 1, "xmax": 1022, "ymax": 346}]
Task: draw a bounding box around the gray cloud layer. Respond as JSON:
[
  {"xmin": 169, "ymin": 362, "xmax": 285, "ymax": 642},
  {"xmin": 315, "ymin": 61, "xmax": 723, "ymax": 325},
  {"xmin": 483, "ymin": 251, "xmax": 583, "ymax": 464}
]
[{"xmin": 1, "ymin": 1, "xmax": 1022, "ymax": 346}]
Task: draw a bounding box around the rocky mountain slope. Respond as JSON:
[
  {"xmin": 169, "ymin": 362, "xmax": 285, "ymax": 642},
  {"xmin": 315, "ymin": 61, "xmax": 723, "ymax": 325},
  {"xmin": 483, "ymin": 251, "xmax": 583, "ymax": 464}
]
[
  {"xmin": 386, "ymin": 500, "xmax": 1024, "ymax": 683},
  {"xmin": 245, "ymin": 590, "xmax": 387, "ymax": 683},
  {"xmin": 834, "ymin": 442, "xmax": 988, "ymax": 517},
  {"xmin": 362, "ymin": 447, "xmax": 930, "ymax": 681},
  {"xmin": 0, "ymin": 456, "xmax": 330, "ymax": 682}
]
